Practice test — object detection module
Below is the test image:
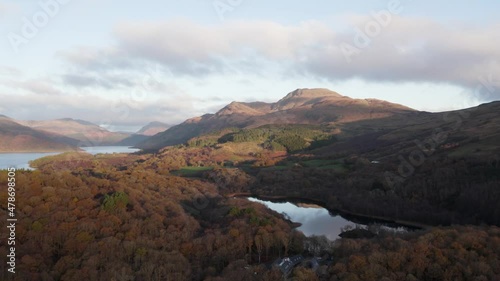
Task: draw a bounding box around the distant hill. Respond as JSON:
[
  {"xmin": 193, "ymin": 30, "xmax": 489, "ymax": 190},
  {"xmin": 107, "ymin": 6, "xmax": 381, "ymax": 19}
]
[
  {"xmin": 1, "ymin": 116, "xmax": 156, "ymax": 151},
  {"xmin": 18, "ymin": 118, "xmax": 131, "ymax": 146},
  {"xmin": 137, "ymin": 88, "xmax": 414, "ymax": 151},
  {"xmin": 308, "ymin": 100, "xmax": 500, "ymax": 160},
  {"xmin": 113, "ymin": 121, "xmax": 170, "ymax": 146},
  {"xmin": 136, "ymin": 121, "xmax": 170, "ymax": 136},
  {"xmin": 116, "ymin": 134, "xmax": 150, "ymax": 146},
  {"xmin": 0, "ymin": 115, "xmax": 79, "ymax": 152}
]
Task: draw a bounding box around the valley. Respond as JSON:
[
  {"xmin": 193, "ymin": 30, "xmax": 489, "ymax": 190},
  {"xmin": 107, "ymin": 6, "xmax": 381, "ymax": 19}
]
[
  {"xmin": 1, "ymin": 89, "xmax": 499, "ymax": 280},
  {"xmin": 3, "ymin": 0, "xmax": 499, "ymax": 279},
  {"xmin": 0, "ymin": 117, "xmax": 166, "ymax": 153}
]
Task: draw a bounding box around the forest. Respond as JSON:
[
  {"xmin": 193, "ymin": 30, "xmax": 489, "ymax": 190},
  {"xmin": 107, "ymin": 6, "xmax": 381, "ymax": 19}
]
[
  {"xmin": 188, "ymin": 124, "xmax": 338, "ymax": 153},
  {"xmin": 1, "ymin": 106, "xmax": 500, "ymax": 281},
  {"xmin": 247, "ymin": 153, "xmax": 500, "ymax": 227},
  {"xmin": 0, "ymin": 153, "xmax": 304, "ymax": 280}
]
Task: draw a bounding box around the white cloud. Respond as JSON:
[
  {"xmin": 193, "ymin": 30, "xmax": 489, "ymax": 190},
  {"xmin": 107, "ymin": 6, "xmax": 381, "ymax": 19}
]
[
  {"xmin": 62, "ymin": 73, "xmax": 135, "ymax": 89},
  {"xmin": 0, "ymin": 3, "xmax": 18, "ymax": 16},
  {"xmin": 303, "ymin": 17, "xmax": 500, "ymax": 88},
  {"xmin": 3, "ymin": 78, "xmax": 63, "ymax": 95},
  {"xmin": 60, "ymin": 19, "xmax": 336, "ymax": 76},
  {"xmin": 0, "ymin": 91, "xmax": 195, "ymax": 129},
  {"xmin": 55, "ymin": 17, "xmax": 500, "ymax": 100},
  {"xmin": 3, "ymin": 16, "xmax": 499, "ymax": 127},
  {"xmin": 0, "ymin": 66, "xmax": 22, "ymax": 77}
]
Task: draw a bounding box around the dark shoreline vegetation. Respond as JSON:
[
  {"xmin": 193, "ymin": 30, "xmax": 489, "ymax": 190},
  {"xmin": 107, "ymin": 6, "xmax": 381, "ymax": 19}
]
[{"xmin": 0, "ymin": 96, "xmax": 499, "ymax": 280}]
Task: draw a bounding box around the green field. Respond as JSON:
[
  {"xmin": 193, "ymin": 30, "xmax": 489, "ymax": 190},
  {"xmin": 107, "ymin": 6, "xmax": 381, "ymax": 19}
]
[
  {"xmin": 171, "ymin": 166, "xmax": 214, "ymax": 177},
  {"xmin": 262, "ymin": 158, "xmax": 348, "ymax": 172},
  {"xmin": 300, "ymin": 159, "xmax": 348, "ymax": 172}
]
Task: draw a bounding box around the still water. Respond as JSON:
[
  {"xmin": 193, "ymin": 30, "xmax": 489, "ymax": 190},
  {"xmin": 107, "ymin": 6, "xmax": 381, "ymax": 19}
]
[
  {"xmin": 249, "ymin": 197, "xmax": 407, "ymax": 240},
  {"xmin": 0, "ymin": 152, "xmax": 59, "ymax": 170},
  {"xmin": 81, "ymin": 146, "xmax": 140, "ymax": 155},
  {"xmin": 0, "ymin": 146, "xmax": 139, "ymax": 170}
]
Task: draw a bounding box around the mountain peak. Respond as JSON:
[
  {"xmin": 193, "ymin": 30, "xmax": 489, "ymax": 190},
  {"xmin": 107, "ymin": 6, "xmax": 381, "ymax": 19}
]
[
  {"xmin": 136, "ymin": 121, "xmax": 170, "ymax": 136},
  {"xmin": 57, "ymin": 118, "xmax": 97, "ymax": 126},
  {"xmin": 284, "ymin": 88, "xmax": 343, "ymax": 99},
  {"xmin": 274, "ymin": 88, "xmax": 345, "ymax": 111},
  {"xmin": 215, "ymin": 101, "xmax": 267, "ymax": 116},
  {"xmin": 137, "ymin": 88, "xmax": 417, "ymax": 150}
]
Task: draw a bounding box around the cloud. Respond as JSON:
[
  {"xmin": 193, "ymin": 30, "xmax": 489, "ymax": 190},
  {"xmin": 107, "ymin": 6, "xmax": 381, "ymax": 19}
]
[
  {"xmin": 0, "ymin": 3, "xmax": 18, "ymax": 16},
  {"xmin": 57, "ymin": 46, "xmax": 135, "ymax": 72},
  {"xmin": 301, "ymin": 17, "xmax": 500, "ymax": 93},
  {"xmin": 4, "ymin": 78, "xmax": 63, "ymax": 95},
  {"xmin": 56, "ymin": 17, "xmax": 500, "ymax": 100},
  {"xmin": 60, "ymin": 19, "xmax": 335, "ymax": 76},
  {"xmin": 0, "ymin": 62, "xmax": 197, "ymax": 128},
  {"xmin": 62, "ymin": 73, "xmax": 135, "ymax": 89},
  {"xmin": 0, "ymin": 91, "xmax": 195, "ymax": 130},
  {"xmin": 0, "ymin": 66, "xmax": 22, "ymax": 77}
]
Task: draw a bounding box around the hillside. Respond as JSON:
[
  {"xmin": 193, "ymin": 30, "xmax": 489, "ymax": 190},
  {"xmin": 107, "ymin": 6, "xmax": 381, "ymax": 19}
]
[
  {"xmin": 18, "ymin": 118, "xmax": 131, "ymax": 146},
  {"xmin": 136, "ymin": 121, "xmax": 170, "ymax": 136},
  {"xmin": 116, "ymin": 134, "xmax": 150, "ymax": 146},
  {"xmin": 1, "ymin": 100, "xmax": 499, "ymax": 280},
  {"xmin": 137, "ymin": 88, "xmax": 415, "ymax": 151},
  {"xmin": 114, "ymin": 121, "xmax": 171, "ymax": 146},
  {"xmin": 309, "ymin": 101, "xmax": 500, "ymax": 160},
  {"xmin": 243, "ymin": 101, "xmax": 500, "ymax": 226},
  {"xmin": 132, "ymin": 100, "xmax": 500, "ymax": 227},
  {"xmin": 0, "ymin": 116, "xmax": 79, "ymax": 152}
]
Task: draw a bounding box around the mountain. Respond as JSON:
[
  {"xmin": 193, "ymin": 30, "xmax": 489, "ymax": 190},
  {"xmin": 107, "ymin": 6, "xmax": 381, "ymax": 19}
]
[
  {"xmin": 113, "ymin": 121, "xmax": 171, "ymax": 146},
  {"xmin": 0, "ymin": 115, "xmax": 79, "ymax": 152},
  {"xmin": 309, "ymin": 100, "xmax": 500, "ymax": 159},
  {"xmin": 115, "ymin": 134, "xmax": 150, "ymax": 146},
  {"xmin": 137, "ymin": 88, "xmax": 415, "ymax": 150},
  {"xmin": 136, "ymin": 121, "xmax": 170, "ymax": 136},
  {"xmin": 18, "ymin": 118, "xmax": 131, "ymax": 146}
]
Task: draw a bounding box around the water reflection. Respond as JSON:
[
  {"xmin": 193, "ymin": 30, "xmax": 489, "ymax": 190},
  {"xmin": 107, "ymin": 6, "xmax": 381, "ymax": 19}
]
[
  {"xmin": 0, "ymin": 152, "xmax": 59, "ymax": 170},
  {"xmin": 0, "ymin": 146, "xmax": 139, "ymax": 170},
  {"xmin": 248, "ymin": 198, "xmax": 357, "ymax": 240},
  {"xmin": 81, "ymin": 146, "xmax": 140, "ymax": 155}
]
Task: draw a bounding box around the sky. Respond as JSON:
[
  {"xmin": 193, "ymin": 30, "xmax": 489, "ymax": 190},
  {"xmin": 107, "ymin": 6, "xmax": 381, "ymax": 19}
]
[{"xmin": 1, "ymin": 0, "xmax": 499, "ymax": 132}]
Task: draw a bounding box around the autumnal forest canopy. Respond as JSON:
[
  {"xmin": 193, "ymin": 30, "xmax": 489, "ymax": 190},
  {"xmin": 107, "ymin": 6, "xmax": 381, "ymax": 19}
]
[{"xmin": 1, "ymin": 91, "xmax": 500, "ymax": 280}]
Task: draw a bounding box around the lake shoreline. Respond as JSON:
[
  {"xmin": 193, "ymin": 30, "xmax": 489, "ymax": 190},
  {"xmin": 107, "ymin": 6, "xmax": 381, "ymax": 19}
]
[
  {"xmin": 0, "ymin": 150, "xmax": 76, "ymax": 154},
  {"xmin": 0, "ymin": 146, "xmax": 139, "ymax": 170},
  {"xmin": 227, "ymin": 192, "xmax": 431, "ymax": 230}
]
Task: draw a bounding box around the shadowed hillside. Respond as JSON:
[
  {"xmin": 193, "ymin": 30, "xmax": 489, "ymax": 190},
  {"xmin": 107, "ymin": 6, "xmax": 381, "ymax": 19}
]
[{"xmin": 133, "ymin": 99, "xmax": 500, "ymax": 227}]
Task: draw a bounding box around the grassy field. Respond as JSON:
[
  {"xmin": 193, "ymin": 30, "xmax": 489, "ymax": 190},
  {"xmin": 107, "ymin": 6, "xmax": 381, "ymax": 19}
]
[
  {"xmin": 300, "ymin": 159, "xmax": 348, "ymax": 172},
  {"xmin": 261, "ymin": 158, "xmax": 348, "ymax": 172},
  {"xmin": 171, "ymin": 166, "xmax": 214, "ymax": 177}
]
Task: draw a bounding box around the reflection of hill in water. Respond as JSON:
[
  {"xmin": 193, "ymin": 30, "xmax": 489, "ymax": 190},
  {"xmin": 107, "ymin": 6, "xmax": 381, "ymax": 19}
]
[
  {"xmin": 248, "ymin": 197, "xmax": 417, "ymax": 240},
  {"xmin": 294, "ymin": 203, "xmax": 322, "ymax": 209}
]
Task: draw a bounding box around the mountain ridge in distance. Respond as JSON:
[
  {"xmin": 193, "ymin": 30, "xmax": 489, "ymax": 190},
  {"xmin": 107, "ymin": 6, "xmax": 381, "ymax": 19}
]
[
  {"xmin": 57, "ymin": 118, "xmax": 97, "ymax": 127},
  {"xmin": 17, "ymin": 118, "xmax": 131, "ymax": 146},
  {"xmin": 136, "ymin": 121, "xmax": 170, "ymax": 136},
  {"xmin": 0, "ymin": 116, "xmax": 156, "ymax": 152},
  {"xmin": 0, "ymin": 117, "xmax": 79, "ymax": 152},
  {"xmin": 116, "ymin": 121, "xmax": 171, "ymax": 146},
  {"xmin": 137, "ymin": 88, "xmax": 416, "ymax": 151}
]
